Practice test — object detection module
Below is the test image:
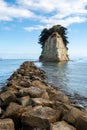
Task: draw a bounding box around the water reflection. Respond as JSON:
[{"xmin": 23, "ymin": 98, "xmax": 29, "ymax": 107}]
[
  {"xmin": 39, "ymin": 61, "xmax": 87, "ymax": 98},
  {"xmin": 41, "ymin": 62, "xmax": 70, "ymax": 91}
]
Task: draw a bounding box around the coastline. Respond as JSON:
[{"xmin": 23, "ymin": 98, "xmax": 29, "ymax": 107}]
[
  {"xmin": 38, "ymin": 60, "xmax": 87, "ymax": 108},
  {"xmin": 0, "ymin": 61, "xmax": 87, "ymax": 130}
]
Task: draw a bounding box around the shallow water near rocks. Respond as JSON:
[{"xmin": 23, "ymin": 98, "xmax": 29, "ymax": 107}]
[
  {"xmin": 0, "ymin": 58, "xmax": 87, "ymax": 107},
  {"xmin": 35, "ymin": 58, "xmax": 87, "ymax": 107}
]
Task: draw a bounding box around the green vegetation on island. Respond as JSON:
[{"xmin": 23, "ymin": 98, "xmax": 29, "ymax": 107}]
[{"xmin": 38, "ymin": 25, "xmax": 69, "ymax": 48}]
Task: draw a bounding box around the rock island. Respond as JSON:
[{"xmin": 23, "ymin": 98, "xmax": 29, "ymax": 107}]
[{"xmin": 39, "ymin": 25, "xmax": 69, "ymax": 62}]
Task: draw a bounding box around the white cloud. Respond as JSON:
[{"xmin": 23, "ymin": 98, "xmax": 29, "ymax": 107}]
[
  {"xmin": 20, "ymin": 0, "xmax": 87, "ymax": 30},
  {"xmin": 0, "ymin": 0, "xmax": 87, "ymax": 30},
  {"xmin": 17, "ymin": 0, "xmax": 87, "ymax": 15},
  {"xmin": 0, "ymin": 0, "xmax": 35, "ymax": 21},
  {"xmin": 41, "ymin": 16, "xmax": 87, "ymax": 26},
  {"xmin": 24, "ymin": 25, "xmax": 45, "ymax": 31},
  {"xmin": 16, "ymin": 0, "xmax": 57, "ymax": 12}
]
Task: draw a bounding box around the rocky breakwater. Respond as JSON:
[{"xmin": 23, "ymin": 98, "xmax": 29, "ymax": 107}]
[{"xmin": 0, "ymin": 61, "xmax": 87, "ymax": 130}]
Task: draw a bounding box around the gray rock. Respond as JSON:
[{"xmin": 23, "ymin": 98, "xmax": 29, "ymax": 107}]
[
  {"xmin": 63, "ymin": 107, "xmax": 84, "ymax": 125},
  {"xmin": 19, "ymin": 86, "xmax": 43, "ymax": 98},
  {"xmin": 49, "ymin": 90, "xmax": 70, "ymax": 104},
  {"xmin": 50, "ymin": 121, "xmax": 77, "ymax": 130},
  {"xmin": 21, "ymin": 105, "xmax": 62, "ymax": 129},
  {"xmin": 31, "ymin": 80, "xmax": 48, "ymax": 90},
  {"xmin": 0, "ymin": 90, "xmax": 16, "ymax": 106},
  {"xmin": 17, "ymin": 96, "xmax": 30, "ymax": 106},
  {"xmin": 0, "ymin": 91, "xmax": 16, "ymax": 102},
  {"xmin": 75, "ymin": 114, "xmax": 87, "ymax": 130},
  {"xmin": 31, "ymin": 98, "xmax": 53, "ymax": 107},
  {"xmin": 0, "ymin": 118, "xmax": 15, "ymax": 130}
]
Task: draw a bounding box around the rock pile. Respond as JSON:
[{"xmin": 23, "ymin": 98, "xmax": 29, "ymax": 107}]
[{"xmin": 0, "ymin": 61, "xmax": 87, "ymax": 130}]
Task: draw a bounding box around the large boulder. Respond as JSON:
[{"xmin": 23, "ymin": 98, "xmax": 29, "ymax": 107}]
[
  {"xmin": 17, "ymin": 96, "xmax": 30, "ymax": 106},
  {"xmin": 21, "ymin": 105, "xmax": 62, "ymax": 129},
  {"xmin": 19, "ymin": 80, "xmax": 31, "ymax": 87},
  {"xmin": 31, "ymin": 80, "xmax": 48, "ymax": 89},
  {"xmin": 53, "ymin": 101, "xmax": 73, "ymax": 114},
  {"xmin": 63, "ymin": 107, "xmax": 84, "ymax": 125},
  {"xmin": 19, "ymin": 86, "xmax": 44, "ymax": 98},
  {"xmin": 75, "ymin": 114, "xmax": 87, "ymax": 130},
  {"xmin": 0, "ymin": 91, "xmax": 16, "ymax": 107},
  {"xmin": 0, "ymin": 119, "xmax": 15, "ymax": 130},
  {"xmin": 0, "ymin": 91, "xmax": 16, "ymax": 102},
  {"xmin": 3, "ymin": 102, "xmax": 32, "ymax": 130},
  {"xmin": 3, "ymin": 102, "xmax": 32, "ymax": 118},
  {"xmin": 49, "ymin": 90, "xmax": 70, "ymax": 104},
  {"xmin": 50, "ymin": 121, "xmax": 77, "ymax": 130}
]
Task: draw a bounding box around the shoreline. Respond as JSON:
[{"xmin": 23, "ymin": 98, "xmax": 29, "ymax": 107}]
[
  {"xmin": 48, "ymin": 81, "xmax": 87, "ymax": 109},
  {"xmin": 0, "ymin": 61, "xmax": 87, "ymax": 130},
  {"xmin": 38, "ymin": 60, "xmax": 87, "ymax": 108},
  {"xmin": 0, "ymin": 59, "xmax": 87, "ymax": 108}
]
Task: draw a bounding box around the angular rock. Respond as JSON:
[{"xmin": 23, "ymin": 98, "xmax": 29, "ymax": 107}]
[
  {"xmin": 17, "ymin": 96, "xmax": 30, "ymax": 106},
  {"xmin": 21, "ymin": 106, "xmax": 62, "ymax": 129},
  {"xmin": 19, "ymin": 80, "xmax": 31, "ymax": 87},
  {"xmin": 17, "ymin": 68, "xmax": 25, "ymax": 76},
  {"xmin": 75, "ymin": 114, "xmax": 87, "ymax": 130},
  {"xmin": 3, "ymin": 102, "xmax": 32, "ymax": 130},
  {"xmin": 3, "ymin": 102, "xmax": 32, "ymax": 118},
  {"xmin": 0, "ymin": 118, "xmax": 15, "ymax": 130},
  {"xmin": 47, "ymin": 87, "xmax": 58, "ymax": 95},
  {"xmin": 63, "ymin": 107, "xmax": 84, "ymax": 125},
  {"xmin": 54, "ymin": 101, "xmax": 72, "ymax": 112},
  {"xmin": 31, "ymin": 80, "xmax": 48, "ymax": 89},
  {"xmin": 50, "ymin": 121, "xmax": 77, "ymax": 130},
  {"xmin": 3, "ymin": 102, "xmax": 23, "ymax": 118},
  {"xmin": 1, "ymin": 85, "xmax": 20, "ymax": 97},
  {"xmin": 49, "ymin": 90, "xmax": 70, "ymax": 104},
  {"xmin": 41, "ymin": 91, "xmax": 49, "ymax": 100},
  {"xmin": 0, "ymin": 91, "xmax": 17, "ymax": 107},
  {"xmin": 31, "ymin": 98, "xmax": 53, "ymax": 107},
  {"xmin": 0, "ymin": 91, "xmax": 16, "ymax": 102},
  {"xmin": 19, "ymin": 86, "xmax": 43, "ymax": 98}
]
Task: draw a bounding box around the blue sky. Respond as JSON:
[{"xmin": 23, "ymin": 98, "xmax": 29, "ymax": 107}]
[{"xmin": 0, "ymin": 0, "xmax": 87, "ymax": 59}]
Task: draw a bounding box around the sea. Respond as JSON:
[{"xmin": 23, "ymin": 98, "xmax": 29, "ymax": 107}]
[{"xmin": 0, "ymin": 58, "xmax": 87, "ymax": 107}]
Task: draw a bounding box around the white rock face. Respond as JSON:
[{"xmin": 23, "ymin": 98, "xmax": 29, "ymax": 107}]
[{"xmin": 39, "ymin": 32, "xmax": 69, "ymax": 62}]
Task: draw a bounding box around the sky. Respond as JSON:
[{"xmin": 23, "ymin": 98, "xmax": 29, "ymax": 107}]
[{"xmin": 0, "ymin": 0, "xmax": 87, "ymax": 59}]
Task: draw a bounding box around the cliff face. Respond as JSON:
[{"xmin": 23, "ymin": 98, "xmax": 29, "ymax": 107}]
[{"xmin": 39, "ymin": 32, "xmax": 69, "ymax": 62}]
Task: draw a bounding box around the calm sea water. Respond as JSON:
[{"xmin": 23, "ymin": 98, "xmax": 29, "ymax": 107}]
[{"xmin": 0, "ymin": 58, "xmax": 87, "ymax": 106}]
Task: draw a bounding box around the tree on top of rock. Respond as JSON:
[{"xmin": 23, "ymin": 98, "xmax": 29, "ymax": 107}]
[{"xmin": 38, "ymin": 25, "xmax": 69, "ymax": 48}]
